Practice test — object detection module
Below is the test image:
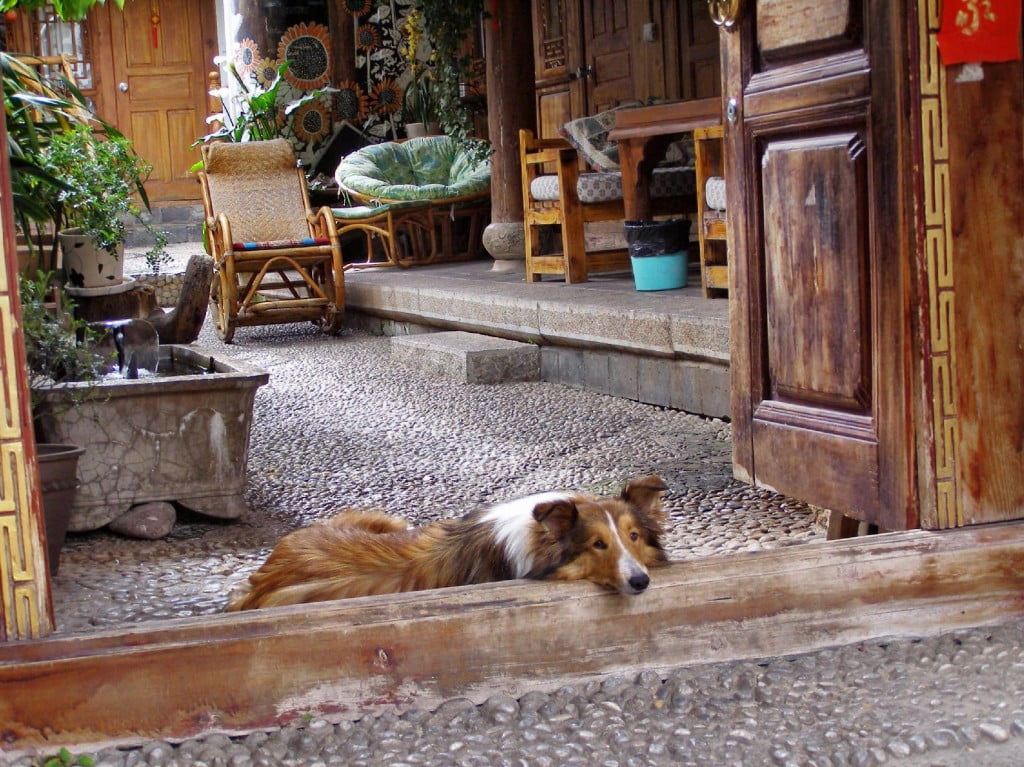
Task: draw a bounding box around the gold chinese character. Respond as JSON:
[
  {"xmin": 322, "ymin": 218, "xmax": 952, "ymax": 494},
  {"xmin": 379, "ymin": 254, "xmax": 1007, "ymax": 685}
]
[{"xmin": 955, "ymin": 0, "xmax": 998, "ymax": 36}]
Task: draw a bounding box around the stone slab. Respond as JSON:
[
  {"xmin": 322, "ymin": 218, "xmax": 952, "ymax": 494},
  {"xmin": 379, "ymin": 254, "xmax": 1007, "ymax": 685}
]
[{"xmin": 391, "ymin": 331, "xmax": 540, "ymax": 384}]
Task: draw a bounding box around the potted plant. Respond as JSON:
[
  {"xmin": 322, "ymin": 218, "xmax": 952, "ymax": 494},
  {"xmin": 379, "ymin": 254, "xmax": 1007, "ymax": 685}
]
[
  {"xmin": 410, "ymin": 0, "xmax": 489, "ymax": 163},
  {"xmin": 399, "ymin": 7, "xmax": 438, "ymax": 138},
  {"xmin": 43, "ymin": 124, "xmax": 167, "ymax": 290},
  {"xmin": 17, "ymin": 271, "xmax": 105, "ymax": 573}
]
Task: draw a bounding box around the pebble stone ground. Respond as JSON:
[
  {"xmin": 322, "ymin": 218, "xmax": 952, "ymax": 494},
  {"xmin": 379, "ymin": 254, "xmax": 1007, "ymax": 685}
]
[{"xmin": 10, "ymin": 247, "xmax": 1022, "ymax": 766}]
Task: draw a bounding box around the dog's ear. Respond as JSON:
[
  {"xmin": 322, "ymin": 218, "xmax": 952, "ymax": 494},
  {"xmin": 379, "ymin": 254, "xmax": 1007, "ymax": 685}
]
[
  {"xmin": 533, "ymin": 499, "xmax": 579, "ymax": 540},
  {"xmin": 621, "ymin": 475, "xmax": 668, "ymax": 523}
]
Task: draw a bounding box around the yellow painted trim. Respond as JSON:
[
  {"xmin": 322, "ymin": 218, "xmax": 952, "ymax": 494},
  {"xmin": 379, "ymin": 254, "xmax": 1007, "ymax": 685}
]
[{"xmin": 918, "ymin": 0, "xmax": 961, "ymax": 528}]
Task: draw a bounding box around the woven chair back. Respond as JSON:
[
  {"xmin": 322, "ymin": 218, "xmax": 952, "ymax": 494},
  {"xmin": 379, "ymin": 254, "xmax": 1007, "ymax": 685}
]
[{"xmin": 202, "ymin": 139, "xmax": 311, "ymax": 244}]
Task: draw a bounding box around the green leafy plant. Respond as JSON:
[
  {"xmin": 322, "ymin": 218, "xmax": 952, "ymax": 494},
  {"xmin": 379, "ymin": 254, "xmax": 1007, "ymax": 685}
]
[
  {"xmin": 403, "ymin": 73, "xmax": 438, "ymax": 128},
  {"xmin": 2, "ymin": 50, "xmax": 169, "ymax": 273},
  {"xmin": 398, "ymin": 7, "xmax": 437, "ymax": 128},
  {"xmin": 195, "ymin": 60, "xmax": 337, "ymax": 147},
  {"xmin": 42, "ymin": 124, "xmax": 168, "ymax": 267},
  {"xmin": 412, "ymin": 0, "xmax": 490, "ymax": 163},
  {"xmin": 2, "ymin": 51, "xmax": 86, "ymax": 272},
  {"xmin": 18, "ymin": 271, "xmax": 106, "ymax": 415},
  {"xmin": 0, "ymin": 0, "xmax": 121, "ymax": 20},
  {"xmin": 38, "ymin": 745, "xmax": 95, "ymax": 767}
]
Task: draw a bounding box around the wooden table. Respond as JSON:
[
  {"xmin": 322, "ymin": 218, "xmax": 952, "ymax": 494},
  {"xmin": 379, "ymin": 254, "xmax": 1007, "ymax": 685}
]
[{"xmin": 609, "ymin": 98, "xmax": 722, "ymax": 221}]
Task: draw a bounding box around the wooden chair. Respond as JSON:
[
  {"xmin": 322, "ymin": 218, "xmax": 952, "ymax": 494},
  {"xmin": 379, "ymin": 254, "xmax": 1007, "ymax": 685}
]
[
  {"xmin": 694, "ymin": 125, "xmax": 728, "ymax": 297},
  {"xmin": 519, "ymin": 129, "xmax": 697, "ymax": 284},
  {"xmin": 519, "ymin": 129, "xmax": 626, "ymax": 283},
  {"xmin": 198, "ymin": 139, "xmax": 345, "ymax": 343}
]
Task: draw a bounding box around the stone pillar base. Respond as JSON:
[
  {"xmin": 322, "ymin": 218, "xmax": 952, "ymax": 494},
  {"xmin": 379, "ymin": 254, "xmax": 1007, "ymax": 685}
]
[{"xmin": 482, "ymin": 221, "xmax": 526, "ymax": 273}]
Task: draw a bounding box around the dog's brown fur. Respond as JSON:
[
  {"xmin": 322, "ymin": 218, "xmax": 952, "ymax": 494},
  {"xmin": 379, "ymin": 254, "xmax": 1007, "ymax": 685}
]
[{"xmin": 227, "ymin": 475, "xmax": 668, "ymax": 611}]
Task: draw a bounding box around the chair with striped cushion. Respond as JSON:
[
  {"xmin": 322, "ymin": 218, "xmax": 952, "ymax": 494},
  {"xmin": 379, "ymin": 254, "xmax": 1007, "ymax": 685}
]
[
  {"xmin": 519, "ymin": 129, "xmax": 696, "ymax": 284},
  {"xmin": 198, "ymin": 139, "xmax": 345, "ymax": 343}
]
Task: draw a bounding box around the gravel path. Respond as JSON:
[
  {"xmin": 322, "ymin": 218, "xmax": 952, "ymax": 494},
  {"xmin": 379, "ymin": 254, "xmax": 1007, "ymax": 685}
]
[
  {"xmin": 8, "ymin": 618, "xmax": 1024, "ymax": 766},
  {"xmin": 51, "ymin": 317, "xmax": 820, "ymax": 633},
  {"xmin": 21, "ymin": 248, "xmax": 1020, "ymax": 766}
]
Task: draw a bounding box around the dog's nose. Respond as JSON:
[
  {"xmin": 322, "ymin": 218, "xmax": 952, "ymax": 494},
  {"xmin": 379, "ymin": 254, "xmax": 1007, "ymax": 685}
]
[{"xmin": 628, "ymin": 573, "xmax": 650, "ymax": 592}]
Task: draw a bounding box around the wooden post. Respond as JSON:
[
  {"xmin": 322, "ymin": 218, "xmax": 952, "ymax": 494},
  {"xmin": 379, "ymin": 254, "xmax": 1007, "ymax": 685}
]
[
  {"xmin": 327, "ymin": 1, "xmax": 357, "ymax": 85},
  {"xmin": 480, "ymin": 0, "xmax": 537, "ymax": 269}
]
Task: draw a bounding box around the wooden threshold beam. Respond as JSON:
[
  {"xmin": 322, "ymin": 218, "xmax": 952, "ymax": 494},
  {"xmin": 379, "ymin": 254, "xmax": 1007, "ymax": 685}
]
[{"xmin": 2, "ymin": 522, "xmax": 1024, "ymax": 751}]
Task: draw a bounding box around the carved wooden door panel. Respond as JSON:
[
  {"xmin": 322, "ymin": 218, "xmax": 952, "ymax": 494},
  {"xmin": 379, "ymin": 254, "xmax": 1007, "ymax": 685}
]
[{"xmin": 723, "ymin": 0, "xmax": 914, "ymax": 530}]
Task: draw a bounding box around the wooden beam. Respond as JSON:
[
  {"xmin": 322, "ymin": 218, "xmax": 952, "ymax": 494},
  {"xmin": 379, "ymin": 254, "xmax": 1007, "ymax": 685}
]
[{"xmin": 2, "ymin": 522, "xmax": 1024, "ymax": 751}]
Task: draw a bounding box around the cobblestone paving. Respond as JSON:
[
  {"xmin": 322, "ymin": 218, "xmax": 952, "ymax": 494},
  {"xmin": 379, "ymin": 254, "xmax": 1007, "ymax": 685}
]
[
  {"xmin": 50, "ymin": 319, "xmax": 821, "ymax": 634},
  {"xmin": 22, "ymin": 247, "xmax": 1020, "ymax": 766}
]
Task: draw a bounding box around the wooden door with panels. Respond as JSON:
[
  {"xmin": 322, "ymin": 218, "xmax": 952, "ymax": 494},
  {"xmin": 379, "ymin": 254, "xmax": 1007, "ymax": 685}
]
[
  {"xmin": 581, "ymin": 0, "xmax": 634, "ymax": 114},
  {"xmin": 531, "ymin": 0, "xmax": 636, "ymax": 137},
  {"xmin": 89, "ymin": 0, "xmax": 217, "ymax": 203},
  {"xmin": 678, "ymin": 0, "xmax": 720, "ymax": 99},
  {"xmin": 722, "ymin": 0, "xmax": 915, "ymax": 530}
]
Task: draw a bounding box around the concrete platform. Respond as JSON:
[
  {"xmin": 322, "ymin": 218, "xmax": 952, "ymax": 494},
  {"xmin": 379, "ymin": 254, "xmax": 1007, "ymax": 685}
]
[
  {"xmin": 391, "ymin": 330, "xmax": 540, "ymax": 384},
  {"xmin": 345, "ymin": 259, "xmax": 732, "ymax": 417}
]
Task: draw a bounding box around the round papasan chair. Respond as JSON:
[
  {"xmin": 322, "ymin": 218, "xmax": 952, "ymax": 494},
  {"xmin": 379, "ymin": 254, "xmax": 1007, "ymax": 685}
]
[
  {"xmin": 334, "ymin": 136, "xmax": 491, "ymax": 265},
  {"xmin": 334, "ymin": 135, "xmax": 491, "ymax": 203}
]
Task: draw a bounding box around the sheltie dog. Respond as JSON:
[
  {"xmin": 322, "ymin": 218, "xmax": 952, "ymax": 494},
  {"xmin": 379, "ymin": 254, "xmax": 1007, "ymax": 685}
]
[{"xmin": 226, "ymin": 475, "xmax": 669, "ymax": 611}]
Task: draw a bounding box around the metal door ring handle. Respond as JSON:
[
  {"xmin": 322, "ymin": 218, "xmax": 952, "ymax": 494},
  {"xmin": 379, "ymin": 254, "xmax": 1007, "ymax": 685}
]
[{"xmin": 707, "ymin": 0, "xmax": 741, "ymax": 28}]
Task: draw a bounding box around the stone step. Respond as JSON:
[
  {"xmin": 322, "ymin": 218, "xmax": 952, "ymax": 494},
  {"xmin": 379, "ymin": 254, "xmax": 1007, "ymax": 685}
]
[{"xmin": 390, "ymin": 331, "xmax": 540, "ymax": 384}]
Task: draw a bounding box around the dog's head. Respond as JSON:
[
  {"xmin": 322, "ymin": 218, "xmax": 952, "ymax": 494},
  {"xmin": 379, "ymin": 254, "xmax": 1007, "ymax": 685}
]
[{"xmin": 533, "ymin": 475, "xmax": 668, "ymax": 594}]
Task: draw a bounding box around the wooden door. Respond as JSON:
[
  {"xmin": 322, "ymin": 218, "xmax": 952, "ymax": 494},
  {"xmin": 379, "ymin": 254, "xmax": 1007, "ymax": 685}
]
[
  {"xmin": 531, "ymin": 0, "xmax": 586, "ymax": 138},
  {"xmin": 724, "ymin": 0, "xmax": 914, "ymax": 530},
  {"xmin": 90, "ymin": 0, "xmax": 217, "ymax": 203},
  {"xmin": 581, "ymin": 0, "xmax": 633, "ymax": 113},
  {"xmin": 679, "ymin": 0, "xmax": 720, "ymax": 99}
]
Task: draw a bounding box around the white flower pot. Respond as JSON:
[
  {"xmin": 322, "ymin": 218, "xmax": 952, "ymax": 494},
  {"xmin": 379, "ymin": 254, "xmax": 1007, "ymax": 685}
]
[{"xmin": 59, "ymin": 228, "xmax": 125, "ymax": 289}]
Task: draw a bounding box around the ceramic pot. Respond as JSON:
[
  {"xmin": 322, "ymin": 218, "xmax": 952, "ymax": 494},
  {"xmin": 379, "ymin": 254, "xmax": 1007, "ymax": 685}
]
[
  {"xmin": 36, "ymin": 443, "xmax": 84, "ymax": 575},
  {"xmin": 406, "ymin": 122, "xmax": 427, "ymax": 139},
  {"xmin": 59, "ymin": 228, "xmax": 124, "ymax": 289}
]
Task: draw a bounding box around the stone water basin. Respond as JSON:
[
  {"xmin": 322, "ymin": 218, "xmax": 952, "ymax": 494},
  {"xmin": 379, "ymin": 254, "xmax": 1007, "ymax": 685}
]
[{"xmin": 33, "ymin": 344, "xmax": 269, "ymax": 532}]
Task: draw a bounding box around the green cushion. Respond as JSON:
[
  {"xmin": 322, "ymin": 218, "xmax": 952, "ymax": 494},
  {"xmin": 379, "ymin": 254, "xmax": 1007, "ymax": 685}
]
[
  {"xmin": 335, "ymin": 136, "xmax": 491, "ymax": 202},
  {"xmin": 330, "ymin": 200, "xmax": 430, "ymax": 220}
]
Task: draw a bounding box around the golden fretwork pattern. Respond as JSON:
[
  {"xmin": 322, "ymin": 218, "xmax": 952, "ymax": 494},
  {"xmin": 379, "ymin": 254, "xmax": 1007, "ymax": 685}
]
[
  {"xmin": 1, "ymin": 443, "xmax": 46, "ymax": 639},
  {"xmin": 0, "ymin": 198, "xmax": 53, "ymax": 641},
  {"xmin": 918, "ymin": 0, "xmax": 962, "ymax": 528}
]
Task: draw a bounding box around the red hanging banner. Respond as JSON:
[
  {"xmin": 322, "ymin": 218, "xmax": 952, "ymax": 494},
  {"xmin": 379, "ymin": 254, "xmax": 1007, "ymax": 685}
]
[{"xmin": 937, "ymin": 0, "xmax": 1022, "ymax": 64}]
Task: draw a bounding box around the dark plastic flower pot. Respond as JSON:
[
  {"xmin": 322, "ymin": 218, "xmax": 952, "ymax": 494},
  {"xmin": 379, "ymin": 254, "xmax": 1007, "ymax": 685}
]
[{"xmin": 36, "ymin": 443, "xmax": 84, "ymax": 575}]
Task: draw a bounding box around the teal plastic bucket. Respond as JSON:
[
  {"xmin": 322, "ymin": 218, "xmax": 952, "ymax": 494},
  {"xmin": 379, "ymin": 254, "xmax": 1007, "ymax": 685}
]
[{"xmin": 630, "ymin": 251, "xmax": 688, "ymax": 291}]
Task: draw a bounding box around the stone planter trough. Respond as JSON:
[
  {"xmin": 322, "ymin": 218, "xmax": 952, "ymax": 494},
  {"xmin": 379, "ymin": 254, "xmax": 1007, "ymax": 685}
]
[{"xmin": 33, "ymin": 344, "xmax": 269, "ymax": 532}]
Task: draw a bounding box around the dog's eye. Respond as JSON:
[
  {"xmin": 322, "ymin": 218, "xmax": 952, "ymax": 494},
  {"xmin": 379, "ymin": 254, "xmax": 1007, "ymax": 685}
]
[
  {"xmin": 629, "ymin": 531, "xmax": 640, "ymax": 542},
  {"xmin": 593, "ymin": 539, "xmax": 607, "ymax": 550}
]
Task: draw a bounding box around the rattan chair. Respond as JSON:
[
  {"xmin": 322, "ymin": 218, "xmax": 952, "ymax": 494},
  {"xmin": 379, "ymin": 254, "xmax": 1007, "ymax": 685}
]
[{"xmin": 198, "ymin": 139, "xmax": 345, "ymax": 343}]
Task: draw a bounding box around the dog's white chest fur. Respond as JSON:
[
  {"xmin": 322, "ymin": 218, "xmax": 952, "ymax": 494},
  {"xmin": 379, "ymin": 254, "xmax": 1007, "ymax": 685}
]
[{"xmin": 480, "ymin": 491, "xmax": 570, "ymax": 578}]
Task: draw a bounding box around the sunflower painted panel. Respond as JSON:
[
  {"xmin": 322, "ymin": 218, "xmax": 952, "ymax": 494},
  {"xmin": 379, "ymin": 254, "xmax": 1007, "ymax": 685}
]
[{"xmin": 277, "ymin": 23, "xmax": 332, "ymax": 91}]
